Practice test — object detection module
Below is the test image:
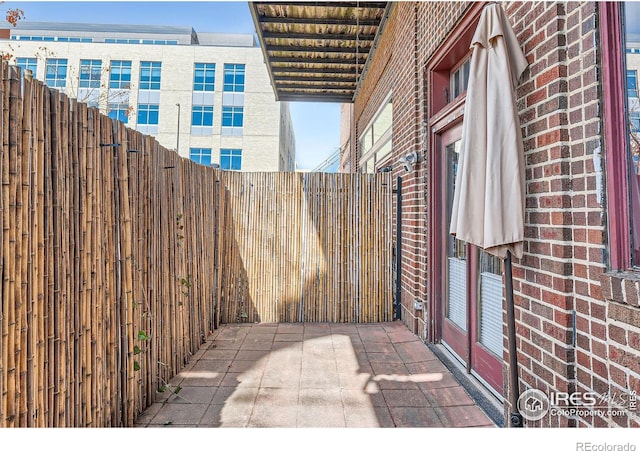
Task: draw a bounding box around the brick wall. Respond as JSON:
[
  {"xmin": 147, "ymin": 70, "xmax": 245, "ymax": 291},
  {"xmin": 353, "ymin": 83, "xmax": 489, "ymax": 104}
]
[
  {"xmin": 355, "ymin": 3, "xmax": 430, "ymax": 337},
  {"xmin": 350, "ymin": 0, "xmax": 640, "ymax": 427}
]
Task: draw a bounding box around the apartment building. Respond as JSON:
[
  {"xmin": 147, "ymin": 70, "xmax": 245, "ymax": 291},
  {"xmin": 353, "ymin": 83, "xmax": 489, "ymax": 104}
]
[{"xmin": 1, "ymin": 21, "xmax": 296, "ymax": 171}]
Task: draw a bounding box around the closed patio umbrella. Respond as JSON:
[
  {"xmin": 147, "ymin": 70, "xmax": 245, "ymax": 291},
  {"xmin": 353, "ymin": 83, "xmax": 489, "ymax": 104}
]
[{"xmin": 448, "ymin": 3, "xmax": 528, "ymax": 427}]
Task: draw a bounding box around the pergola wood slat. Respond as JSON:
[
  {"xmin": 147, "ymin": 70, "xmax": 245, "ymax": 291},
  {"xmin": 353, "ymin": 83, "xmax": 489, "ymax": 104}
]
[{"xmin": 250, "ymin": 1, "xmax": 389, "ymax": 102}]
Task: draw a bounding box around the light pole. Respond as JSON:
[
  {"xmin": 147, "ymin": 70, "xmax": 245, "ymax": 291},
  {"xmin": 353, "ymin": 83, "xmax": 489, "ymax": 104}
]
[{"xmin": 175, "ymin": 103, "xmax": 180, "ymax": 152}]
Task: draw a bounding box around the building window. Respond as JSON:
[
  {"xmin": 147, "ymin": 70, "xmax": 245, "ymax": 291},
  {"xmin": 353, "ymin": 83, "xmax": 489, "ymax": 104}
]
[
  {"xmin": 45, "ymin": 58, "xmax": 67, "ymax": 88},
  {"xmin": 191, "ymin": 105, "xmax": 213, "ymax": 127},
  {"xmin": 139, "ymin": 61, "xmax": 161, "ymax": 90},
  {"xmin": 359, "ymin": 97, "xmax": 393, "ymax": 173},
  {"xmin": 193, "ymin": 63, "xmax": 215, "ymax": 92},
  {"xmin": 137, "ymin": 104, "xmax": 159, "ymax": 125},
  {"xmin": 108, "ymin": 102, "xmax": 129, "ymax": 124},
  {"xmin": 629, "ymin": 70, "xmax": 638, "ymax": 98},
  {"xmin": 109, "ymin": 60, "xmax": 132, "ymax": 89},
  {"xmin": 16, "ymin": 57, "xmax": 37, "ymax": 77},
  {"xmin": 450, "ymin": 57, "xmax": 471, "ymax": 101},
  {"xmin": 190, "ymin": 148, "xmax": 212, "ymax": 166},
  {"xmin": 220, "ymin": 149, "xmax": 242, "ymax": 170},
  {"xmin": 631, "ymin": 112, "xmax": 640, "ymax": 133},
  {"xmin": 222, "ymin": 106, "xmax": 243, "ymax": 127},
  {"xmin": 79, "ymin": 59, "xmax": 102, "ymax": 88},
  {"xmin": 601, "ymin": 2, "xmax": 640, "ymax": 268},
  {"xmin": 223, "ymin": 64, "xmax": 245, "ymax": 92}
]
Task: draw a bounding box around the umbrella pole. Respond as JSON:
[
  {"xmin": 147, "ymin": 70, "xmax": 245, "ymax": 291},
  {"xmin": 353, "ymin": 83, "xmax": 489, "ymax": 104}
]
[{"xmin": 505, "ymin": 250, "xmax": 523, "ymax": 427}]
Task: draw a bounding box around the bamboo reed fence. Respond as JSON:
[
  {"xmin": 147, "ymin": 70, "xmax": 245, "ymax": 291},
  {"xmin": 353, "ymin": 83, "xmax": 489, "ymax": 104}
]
[
  {"xmin": 0, "ymin": 65, "xmax": 221, "ymax": 427},
  {"xmin": 0, "ymin": 61, "xmax": 392, "ymax": 427},
  {"xmin": 218, "ymin": 171, "xmax": 393, "ymax": 323}
]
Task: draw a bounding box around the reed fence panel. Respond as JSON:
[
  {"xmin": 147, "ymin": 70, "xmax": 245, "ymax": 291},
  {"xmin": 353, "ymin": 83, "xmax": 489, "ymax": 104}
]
[{"xmin": 218, "ymin": 171, "xmax": 393, "ymax": 324}]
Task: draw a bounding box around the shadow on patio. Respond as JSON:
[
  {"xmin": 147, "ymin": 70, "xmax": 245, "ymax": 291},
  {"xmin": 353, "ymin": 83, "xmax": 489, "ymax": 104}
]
[{"xmin": 134, "ymin": 322, "xmax": 497, "ymax": 428}]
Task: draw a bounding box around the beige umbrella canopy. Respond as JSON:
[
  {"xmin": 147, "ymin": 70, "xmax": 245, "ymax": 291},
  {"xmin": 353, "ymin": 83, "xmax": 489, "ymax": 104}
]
[
  {"xmin": 448, "ymin": 3, "xmax": 529, "ymax": 427},
  {"xmin": 449, "ymin": 3, "xmax": 529, "ymax": 259}
]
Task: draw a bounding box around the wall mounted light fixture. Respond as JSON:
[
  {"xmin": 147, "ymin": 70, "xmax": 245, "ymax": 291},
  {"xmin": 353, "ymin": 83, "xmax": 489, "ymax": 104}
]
[{"xmin": 399, "ymin": 151, "xmax": 419, "ymax": 173}]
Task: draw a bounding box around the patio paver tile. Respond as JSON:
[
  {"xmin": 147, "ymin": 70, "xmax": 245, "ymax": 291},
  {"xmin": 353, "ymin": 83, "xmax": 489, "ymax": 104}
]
[
  {"xmin": 435, "ymin": 405, "xmax": 495, "ymax": 427},
  {"xmin": 248, "ymin": 406, "xmax": 297, "ymax": 428},
  {"xmin": 234, "ymin": 349, "xmax": 269, "ymax": 361},
  {"xmin": 382, "ymin": 389, "xmax": 430, "ymax": 407},
  {"xmin": 363, "ymin": 341, "xmax": 396, "ymax": 353},
  {"xmin": 415, "ymin": 373, "xmax": 462, "ymax": 390},
  {"xmin": 274, "ymin": 333, "xmax": 304, "ymax": 342},
  {"xmin": 192, "ymin": 359, "xmax": 233, "ymax": 372},
  {"xmin": 341, "ymin": 388, "xmax": 386, "ymax": 407},
  {"xmin": 209, "ymin": 339, "xmax": 244, "ymax": 350},
  {"xmin": 149, "ymin": 403, "xmax": 208, "ymax": 425},
  {"xmin": 255, "ymin": 387, "xmax": 299, "ymax": 407},
  {"xmin": 423, "ymin": 386, "xmax": 476, "ymax": 407},
  {"xmin": 200, "ymin": 403, "xmax": 253, "ymax": 427},
  {"xmin": 366, "ymin": 352, "xmax": 404, "ymax": 364},
  {"xmin": 200, "ymin": 349, "xmax": 239, "ymax": 360},
  {"xmin": 389, "ymin": 407, "xmax": 444, "ymax": 427},
  {"xmin": 405, "ymin": 360, "xmax": 448, "ymax": 374},
  {"xmin": 298, "ymin": 388, "xmax": 342, "ymax": 407},
  {"xmin": 369, "ymin": 362, "xmax": 409, "ymax": 376},
  {"xmin": 166, "ymin": 386, "xmax": 216, "ymax": 404},
  {"xmin": 296, "ymin": 405, "xmax": 346, "ymax": 427},
  {"xmin": 300, "ymin": 368, "xmax": 340, "ymax": 388}
]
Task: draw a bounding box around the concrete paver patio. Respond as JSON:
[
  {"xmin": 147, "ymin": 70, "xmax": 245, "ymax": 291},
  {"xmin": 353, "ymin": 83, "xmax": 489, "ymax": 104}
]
[{"xmin": 135, "ymin": 322, "xmax": 497, "ymax": 428}]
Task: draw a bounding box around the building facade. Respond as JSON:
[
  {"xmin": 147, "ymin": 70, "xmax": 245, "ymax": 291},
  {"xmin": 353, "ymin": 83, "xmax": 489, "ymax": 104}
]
[
  {"xmin": 342, "ymin": 1, "xmax": 640, "ymax": 427},
  {"xmin": 1, "ymin": 21, "xmax": 296, "ymax": 171}
]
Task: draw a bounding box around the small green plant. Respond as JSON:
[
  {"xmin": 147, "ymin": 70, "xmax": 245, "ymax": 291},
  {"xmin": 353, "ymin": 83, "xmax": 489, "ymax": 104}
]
[
  {"xmin": 133, "ymin": 361, "xmax": 140, "ymax": 371},
  {"xmin": 180, "ymin": 274, "xmax": 192, "ymax": 297},
  {"xmin": 176, "ymin": 213, "xmax": 185, "ymax": 241},
  {"xmin": 138, "ymin": 330, "xmax": 150, "ymax": 341}
]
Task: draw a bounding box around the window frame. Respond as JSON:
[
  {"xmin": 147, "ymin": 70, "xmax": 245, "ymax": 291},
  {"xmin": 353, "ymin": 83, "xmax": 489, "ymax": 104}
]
[
  {"xmin": 189, "ymin": 147, "xmax": 213, "ymax": 166},
  {"xmin": 600, "ymin": 2, "xmax": 636, "ymax": 270},
  {"xmin": 16, "ymin": 57, "xmax": 37, "ymax": 77},
  {"xmin": 108, "ymin": 102, "xmax": 130, "ymax": 124},
  {"xmin": 79, "ymin": 59, "xmax": 102, "ymax": 88},
  {"xmin": 223, "ymin": 64, "xmax": 246, "ymax": 93},
  {"xmin": 45, "ymin": 58, "xmax": 68, "ymax": 88},
  {"xmin": 627, "ymin": 70, "xmax": 638, "ymax": 98},
  {"xmin": 193, "ymin": 63, "xmax": 216, "ymax": 92},
  {"xmin": 137, "ymin": 103, "xmax": 159, "ymax": 126},
  {"xmin": 220, "ymin": 148, "xmax": 242, "ymax": 171},
  {"xmin": 109, "ymin": 60, "xmax": 132, "ymax": 89},
  {"xmin": 221, "ymin": 106, "xmax": 244, "ymax": 128},
  {"xmin": 359, "ymin": 93, "xmax": 393, "ymax": 173},
  {"xmin": 191, "ymin": 105, "xmax": 214, "ymax": 127},
  {"xmin": 139, "ymin": 61, "xmax": 162, "ymax": 90}
]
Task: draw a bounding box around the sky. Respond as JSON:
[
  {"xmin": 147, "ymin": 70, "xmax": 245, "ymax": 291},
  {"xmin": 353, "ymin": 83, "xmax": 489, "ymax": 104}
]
[{"xmin": 5, "ymin": 0, "xmax": 342, "ymax": 170}]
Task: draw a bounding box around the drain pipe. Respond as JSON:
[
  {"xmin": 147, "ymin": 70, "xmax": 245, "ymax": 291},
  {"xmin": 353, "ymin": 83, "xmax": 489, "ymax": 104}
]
[
  {"xmin": 394, "ymin": 176, "xmax": 402, "ymax": 320},
  {"xmin": 505, "ymin": 251, "xmax": 523, "ymax": 427}
]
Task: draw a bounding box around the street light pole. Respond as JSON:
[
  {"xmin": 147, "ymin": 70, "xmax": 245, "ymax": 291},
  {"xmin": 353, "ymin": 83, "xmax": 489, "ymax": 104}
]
[{"xmin": 175, "ymin": 103, "xmax": 181, "ymax": 152}]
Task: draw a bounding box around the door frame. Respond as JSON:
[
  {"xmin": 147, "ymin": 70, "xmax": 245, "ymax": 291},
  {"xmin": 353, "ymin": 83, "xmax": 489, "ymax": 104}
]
[{"xmin": 429, "ymin": 108, "xmax": 504, "ymax": 396}]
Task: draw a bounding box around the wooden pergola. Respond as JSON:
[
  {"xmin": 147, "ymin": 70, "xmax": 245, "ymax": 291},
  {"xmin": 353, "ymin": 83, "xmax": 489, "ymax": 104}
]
[{"xmin": 249, "ymin": 1, "xmax": 390, "ymax": 103}]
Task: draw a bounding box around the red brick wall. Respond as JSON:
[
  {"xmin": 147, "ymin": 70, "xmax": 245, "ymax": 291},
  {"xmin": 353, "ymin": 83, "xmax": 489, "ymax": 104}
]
[
  {"xmin": 355, "ymin": 3, "xmax": 430, "ymax": 337},
  {"xmin": 351, "ymin": 1, "xmax": 640, "ymax": 427}
]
